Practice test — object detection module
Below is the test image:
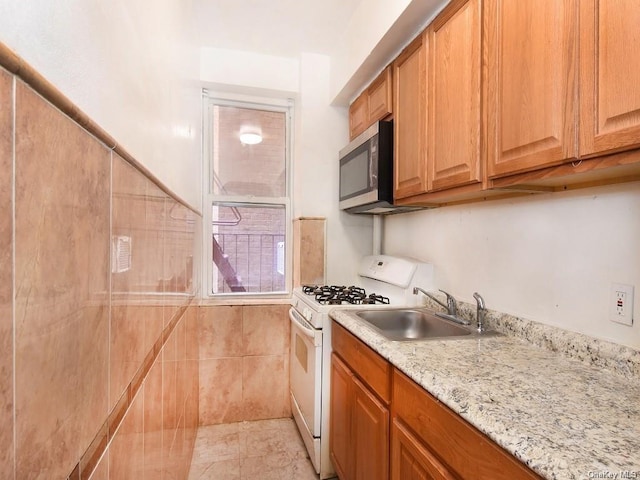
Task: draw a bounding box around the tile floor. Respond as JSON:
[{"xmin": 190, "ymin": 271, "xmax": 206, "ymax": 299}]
[{"xmin": 188, "ymin": 418, "xmax": 319, "ymax": 479}]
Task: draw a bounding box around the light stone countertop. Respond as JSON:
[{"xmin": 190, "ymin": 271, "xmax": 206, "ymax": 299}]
[{"xmin": 329, "ymin": 308, "xmax": 640, "ymax": 480}]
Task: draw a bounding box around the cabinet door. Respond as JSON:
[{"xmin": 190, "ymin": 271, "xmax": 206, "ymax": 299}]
[
  {"xmin": 394, "ymin": 32, "xmax": 428, "ymax": 199},
  {"xmin": 428, "ymin": 0, "xmax": 482, "ymax": 191},
  {"xmin": 352, "ymin": 375, "xmax": 389, "ymax": 480},
  {"xmin": 391, "ymin": 419, "xmax": 457, "ymax": 480},
  {"xmin": 350, "ymin": 93, "xmax": 368, "ymax": 140},
  {"xmin": 486, "ymin": 0, "xmax": 578, "ymax": 178},
  {"xmin": 330, "ymin": 354, "xmax": 353, "ymax": 480},
  {"xmin": 580, "ymin": 0, "xmax": 640, "ymax": 156},
  {"xmin": 393, "ymin": 370, "xmax": 542, "ymax": 480},
  {"xmin": 368, "ymin": 66, "xmax": 393, "ymax": 125}
]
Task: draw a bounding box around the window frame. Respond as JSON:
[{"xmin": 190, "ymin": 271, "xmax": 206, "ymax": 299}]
[{"xmin": 201, "ymin": 91, "xmax": 294, "ymax": 299}]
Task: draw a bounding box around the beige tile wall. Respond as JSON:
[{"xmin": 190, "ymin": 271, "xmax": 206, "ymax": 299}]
[
  {"xmin": 108, "ymin": 389, "xmax": 144, "ymax": 479},
  {"xmin": 14, "ymin": 79, "xmax": 111, "ymax": 479},
  {"xmin": 92, "ymin": 306, "xmax": 199, "ymax": 480},
  {"xmin": 198, "ymin": 305, "xmax": 291, "ymax": 425},
  {"xmin": 293, "ymin": 217, "xmax": 326, "ymax": 287},
  {"xmin": 0, "ymin": 49, "xmax": 295, "ymax": 480},
  {"xmin": 0, "ymin": 62, "xmax": 200, "ymax": 480}
]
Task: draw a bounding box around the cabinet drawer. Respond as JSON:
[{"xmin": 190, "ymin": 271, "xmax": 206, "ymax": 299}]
[
  {"xmin": 393, "ymin": 369, "xmax": 541, "ymax": 480},
  {"xmin": 332, "ymin": 321, "xmax": 391, "ymax": 403}
]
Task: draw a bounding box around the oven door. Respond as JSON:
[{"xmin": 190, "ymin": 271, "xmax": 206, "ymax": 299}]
[{"xmin": 289, "ymin": 307, "xmax": 322, "ymax": 437}]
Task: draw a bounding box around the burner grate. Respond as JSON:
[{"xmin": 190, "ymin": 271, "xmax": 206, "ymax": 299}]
[
  {"xmin": 302, "ymin": 284, "xmax": 390, "ymax": 305},
  {"xmin": 363, "ymin": 294, "xmax": 390, "ymax": 305}
]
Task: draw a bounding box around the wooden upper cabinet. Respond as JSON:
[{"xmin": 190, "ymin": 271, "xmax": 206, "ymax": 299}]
[
  {"xmin": 368, "ymin": 66, "xmax": 393, "ymax": 125},
  {"xmin": 349, "ymin": 67, "xmax": 393, "ymax": 140},
  {"xmin": 579, "ymin": 0, "xmax": 640, "ymax": 157},
  {"xmin": 349, "ymin": 93, "xmax": 368, "ymax": 140},
  {"xmin": 427, "ymin": 0, "xmax": 482, "ymax": 191},
  {"xmin": 393, "ymin": 32, "xmax": 428, "ymax": 199},
  {"xmin": 486, "ymin": 0, "xmax": 578, "ymax": 178}
]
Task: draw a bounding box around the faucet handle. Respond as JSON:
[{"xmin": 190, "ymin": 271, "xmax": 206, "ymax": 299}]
[
  {"xmin": 473, "ymin": 292, "xmax": 485, "ymax": 309},
  {"xmin": 473, "ymin": 292, "xmax": 486, "ymax": 333},
  {"xmin": 439, "ymin": 289, "xmax": 457, "ymax": 315}
]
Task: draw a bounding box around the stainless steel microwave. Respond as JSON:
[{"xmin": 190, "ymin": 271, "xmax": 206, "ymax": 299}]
[{"xmin": 339, "ymin": 121, "xmax": 422, "ymax": 214}]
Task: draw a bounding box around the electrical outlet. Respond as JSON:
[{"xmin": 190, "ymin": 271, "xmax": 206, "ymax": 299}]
[{"xmin": 610, "ymin": 283, "xmax": 634, "ymax": 326}]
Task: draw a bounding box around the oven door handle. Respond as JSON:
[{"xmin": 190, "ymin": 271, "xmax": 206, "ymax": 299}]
[{"xmin": 289, "ymin": 307, "xmax": 318, "ymax": 342}]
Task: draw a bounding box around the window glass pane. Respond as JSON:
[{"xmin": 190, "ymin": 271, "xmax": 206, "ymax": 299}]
[
  {"xmin": 211, "ymin": 203, "xmax": 286, "ymax": 294},
  {"xmin": 210, "ymin": 105, "xmax": 286, "ymax": 197}
]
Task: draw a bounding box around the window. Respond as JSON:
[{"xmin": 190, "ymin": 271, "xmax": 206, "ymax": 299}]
[{"xmin": 203, "ymin": 94, "xmax": 292, "ymax": 296}]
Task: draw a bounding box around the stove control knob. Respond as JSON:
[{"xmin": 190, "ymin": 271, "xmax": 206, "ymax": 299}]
[{"xmin": 304, "ymin": 308, "xmax": 312, "ymax": 321}]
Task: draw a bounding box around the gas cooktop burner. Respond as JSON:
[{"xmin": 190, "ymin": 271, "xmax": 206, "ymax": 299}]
[
  {"xmin": 302, "ymin": 285, "xmax": 390, "ymax": 306},
  {"xmin": 363, "ymin": 294, "xmax": 390, "ymax": 305}
]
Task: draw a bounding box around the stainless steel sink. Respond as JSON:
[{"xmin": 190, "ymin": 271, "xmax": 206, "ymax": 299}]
[{"xmin": 355, "ymin": 308, "xmax": 494, "ymax": 341}]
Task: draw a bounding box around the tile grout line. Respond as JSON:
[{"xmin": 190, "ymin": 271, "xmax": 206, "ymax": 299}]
[
  {"xmin": 160, "ymin": 194, "xmax": 165, "ymax": 478},
  {"xmin": 11, "ymin": 72, "xmax": 16, "ymax": 480},
  {"xmin": 241, "ymin": 306, "xmax": 245, "ymax": 421},
  {"xmin": 106, "ymin": 149, "xmax": 113, "ymax": 480},
  {"xmin": 140, "ymin": 351, "xmax": 145, "ymax": 480}
]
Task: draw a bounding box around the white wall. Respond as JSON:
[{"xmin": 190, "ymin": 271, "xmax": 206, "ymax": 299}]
[
  {"xmin": 384, "ymin": 183, "xmax": 640, "ymax": 348},
  {"xmin": 200, "ymin": 47, "xmax": 299, "ymax": 96},
  {"xmin": 294, "ymin": 53, "xmax": 372, "ymax": 285},
  {"xmin": 200, "ymin": 48, "xmax": 373, "ymax": 286},
  {"xmin": 330, "ymin": 0, "xmax": 448, "ymax": 104},
  {"xmin": 0, "ymin": 0, "xmax": 202, "ymax": 209}
]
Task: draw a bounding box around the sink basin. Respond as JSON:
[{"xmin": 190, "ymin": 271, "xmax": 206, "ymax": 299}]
[{"xmin": 355, "ymin": 309, "xmax": 474, "ymax": 341}]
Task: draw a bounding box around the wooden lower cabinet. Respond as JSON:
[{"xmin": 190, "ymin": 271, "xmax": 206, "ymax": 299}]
[
  {"xmin": 330, "ymin": 353, "xmax": 354, "ymax": 480},
  {"xmin": 393, "ymin": 370, "xmax": 542, "ymax": 480},
  {"xmin": 392, "ymin": 418, "xmax": 457, "ymax": 480},
  {"xmin": 330, "ymin": 320, "xmax": 541, "ymax": 480},
  {"xmin": 352, "ymin": 374, "xmax": 389, "ymax": 480},
  {"xmin": 330, "ymin": 353, "xmax": 389, "ymax": 480}
]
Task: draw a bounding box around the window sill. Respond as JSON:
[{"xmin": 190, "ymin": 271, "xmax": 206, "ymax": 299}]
[{"xmin": 196, "ymin": 295, "xmax": 292, "ymax": 306}]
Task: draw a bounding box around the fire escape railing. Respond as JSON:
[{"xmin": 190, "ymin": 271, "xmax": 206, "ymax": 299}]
[
  {"xmin": 211, "ymin": 172, "xmax": 246, "ymax": 291},
  {"xmin": 212, "ymin": 235, "xmax": 246, "ymax": 292}
]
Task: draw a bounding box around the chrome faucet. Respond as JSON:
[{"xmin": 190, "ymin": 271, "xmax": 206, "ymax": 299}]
[
  {"xmin": 413, "ymin": 287, "xmax": 457, "ymax": 316},
  {"xmin": 473, "ymin": 292, "xmax": 486, "ymax": 333}
]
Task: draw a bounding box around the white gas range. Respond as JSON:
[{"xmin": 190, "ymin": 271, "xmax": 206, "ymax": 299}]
[{"xmin": 289, "ymin": 255, "xmax": 435, "ymax": 479}]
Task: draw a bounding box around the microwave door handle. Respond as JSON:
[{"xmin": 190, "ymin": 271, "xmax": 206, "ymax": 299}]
[
  {"xmin": 288, "ymin": 307, "xmax": 317, "ymax": 340},
  {"xmin": 369, "ymin": 140, "xmax": 379, "ymax": 188},
  {"xmin": 370, "ymin": 150, "xmax": 376, "ymax": 186}
]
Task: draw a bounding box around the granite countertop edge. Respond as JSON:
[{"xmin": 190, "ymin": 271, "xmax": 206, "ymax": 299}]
[{"xmin": 329, "ymin": 308, "xmax": 640, "ymax": 480}]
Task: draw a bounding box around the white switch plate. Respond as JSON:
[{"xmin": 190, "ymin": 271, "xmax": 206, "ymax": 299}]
[{"xmin": 610, "ymin": 283, "xmax": 634, "ymax": 326}]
